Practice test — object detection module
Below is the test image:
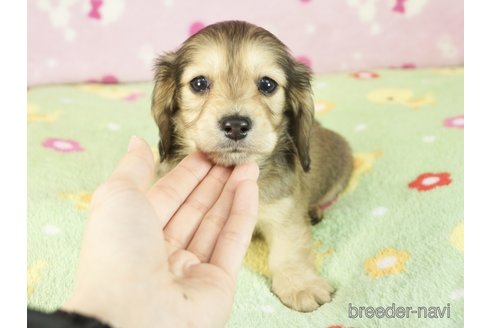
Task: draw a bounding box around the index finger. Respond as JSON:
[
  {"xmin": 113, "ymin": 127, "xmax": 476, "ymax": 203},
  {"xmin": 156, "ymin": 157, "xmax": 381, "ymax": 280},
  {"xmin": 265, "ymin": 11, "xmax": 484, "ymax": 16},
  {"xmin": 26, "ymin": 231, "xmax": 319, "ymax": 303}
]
[
  {"xmin": 147, "ymin": 152, "xmax": 213, "ymax": 228},
  {"xmin": 109, "ymin": 136, "xmax": 155, "ymax": 191}
]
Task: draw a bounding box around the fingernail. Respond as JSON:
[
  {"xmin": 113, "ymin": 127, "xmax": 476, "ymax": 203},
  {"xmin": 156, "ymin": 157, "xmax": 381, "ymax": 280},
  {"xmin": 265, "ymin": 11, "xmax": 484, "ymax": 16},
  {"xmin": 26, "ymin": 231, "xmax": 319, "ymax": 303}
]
[
  {"xmin": 252, "ymin": 162, "xmax": 260, "ymax": 179},
  {"xmin": 246, "ymin": 162, "xmax": 260, "ymax": 180},
  {"xmin": 127, "ymin": 136, "xmax": 140, "ymax": 152}
]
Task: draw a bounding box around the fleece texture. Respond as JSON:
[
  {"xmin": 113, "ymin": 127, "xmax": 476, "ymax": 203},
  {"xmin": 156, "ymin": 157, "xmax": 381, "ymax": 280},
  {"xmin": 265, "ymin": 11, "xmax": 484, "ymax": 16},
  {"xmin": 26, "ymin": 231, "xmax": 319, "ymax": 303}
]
[{"xmin": 27, "ymin": 68, "xmax": 464, "ymax": 328}]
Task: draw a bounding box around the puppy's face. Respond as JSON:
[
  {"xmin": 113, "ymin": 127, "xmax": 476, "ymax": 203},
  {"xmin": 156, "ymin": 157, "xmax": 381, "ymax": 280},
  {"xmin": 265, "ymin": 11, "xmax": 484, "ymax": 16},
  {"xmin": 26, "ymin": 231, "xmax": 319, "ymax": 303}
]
[{"xmin": 152, "ymin": 21, "xmax": 314, "ymax": 170}]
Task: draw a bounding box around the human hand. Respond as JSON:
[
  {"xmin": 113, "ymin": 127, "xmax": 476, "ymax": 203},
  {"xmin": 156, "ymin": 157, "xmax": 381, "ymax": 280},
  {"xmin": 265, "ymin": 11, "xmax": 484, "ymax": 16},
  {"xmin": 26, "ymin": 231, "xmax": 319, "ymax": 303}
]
[{"xmin": 63, "ymin": 137, "xmax": 259, "ymax": 328}]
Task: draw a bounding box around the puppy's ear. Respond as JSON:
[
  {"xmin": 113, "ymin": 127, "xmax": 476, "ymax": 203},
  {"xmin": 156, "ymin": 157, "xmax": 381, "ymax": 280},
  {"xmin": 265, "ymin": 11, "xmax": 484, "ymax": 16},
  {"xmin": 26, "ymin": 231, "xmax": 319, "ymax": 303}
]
[
  {"xmin": 287, "ymin": 61, "xmax": 314, "ymax": 172},
  {"xmin": 152, "ymin": 52, "xmax": 180, "ymax": 162}
]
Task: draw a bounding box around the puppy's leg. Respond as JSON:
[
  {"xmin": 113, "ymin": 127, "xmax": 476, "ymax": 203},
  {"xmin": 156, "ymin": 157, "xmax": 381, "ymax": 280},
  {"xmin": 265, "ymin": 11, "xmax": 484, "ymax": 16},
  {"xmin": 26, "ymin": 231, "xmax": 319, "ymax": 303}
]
[
  {"xmin": 308, "ymin": 205, "xmax": 323, "ymax": 225},
  {"xmin": 308, "ymin": 179, "xmax": 350, "ymax": 225},
  {"xmin": 259, "ymin": 198, "xmax": 334, "ymax": 312}
]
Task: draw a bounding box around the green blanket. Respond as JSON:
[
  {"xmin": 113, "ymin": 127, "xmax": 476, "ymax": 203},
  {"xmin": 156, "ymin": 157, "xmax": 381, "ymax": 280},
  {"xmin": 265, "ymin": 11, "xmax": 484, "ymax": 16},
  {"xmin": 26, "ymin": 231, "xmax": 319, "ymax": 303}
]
[{"xmin": 27, "ymin": 68, "xmax": 464, "ymax": 328}]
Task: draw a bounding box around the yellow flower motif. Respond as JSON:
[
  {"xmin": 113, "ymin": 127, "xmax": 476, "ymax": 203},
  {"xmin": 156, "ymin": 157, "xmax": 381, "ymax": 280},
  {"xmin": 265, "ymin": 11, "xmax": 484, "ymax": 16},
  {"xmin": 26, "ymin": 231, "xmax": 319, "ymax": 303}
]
[
  {"xmin": 403, "ymin": 94, "xmax": 435, "ymax": 108},
  {"xmin": 27, "ymin": 260, "xmax": 47, "ymax": 297},
  {"xmin": 243, "ymin": 237, "xmax": 333, "ymax": 277},
  {"xmin": 364, "ymin": 248, "xmax": 409, "ymax": 278},
  {"xmin": 368, "ymin": 88, "xmax": 414, "ymax": 104},
  {"xmin": 449, "ymin": 222, "xmax": 464, "ymax": 252},
  {"xmin": 243, "ymin": 236, "xmax": 270, "ymax": 277},
  {"xmin": 343, "ymin": 150, "xmax": 383, "ymax": 195},
  {"xmin": 27, "ymin": 103, "xmax": 60, "ymax": 123},
  {"xmin": 314, "ymin": 100, "xmax": 336, "ymax": 114},
  {"xmin": 367, "ymin": 88, "xmax": 434, "ymax": 109},
  {"xmin": 59, "ymin": 191, "xmax": 92, "ymax": 210},
  {"xmin": 313, "ymin": 240, "xmax": 335, "ymax": 270}
]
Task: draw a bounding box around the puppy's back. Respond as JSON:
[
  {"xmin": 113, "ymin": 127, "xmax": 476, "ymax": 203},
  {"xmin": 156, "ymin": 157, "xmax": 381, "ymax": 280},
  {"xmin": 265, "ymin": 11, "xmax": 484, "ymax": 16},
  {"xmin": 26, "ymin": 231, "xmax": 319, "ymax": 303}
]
[{"xmin": 303, "ymin": 121, "xmax": 353, "ymax": 206}]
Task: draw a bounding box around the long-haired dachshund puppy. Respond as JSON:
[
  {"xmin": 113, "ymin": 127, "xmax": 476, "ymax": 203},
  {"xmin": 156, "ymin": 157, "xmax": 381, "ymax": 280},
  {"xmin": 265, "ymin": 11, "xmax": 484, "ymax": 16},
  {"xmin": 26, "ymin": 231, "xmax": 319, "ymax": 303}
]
[{"xmin": 151, "ymin": 21, "xmax": 353, "ymax": 312}]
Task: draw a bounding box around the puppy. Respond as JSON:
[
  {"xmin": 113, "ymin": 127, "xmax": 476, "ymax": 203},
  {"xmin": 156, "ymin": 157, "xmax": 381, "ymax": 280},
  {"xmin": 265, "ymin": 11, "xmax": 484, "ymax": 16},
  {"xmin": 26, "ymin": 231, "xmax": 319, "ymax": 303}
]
[{"xmin": 151, "ymin": 21, "xmax": 353, "ymax": 312}]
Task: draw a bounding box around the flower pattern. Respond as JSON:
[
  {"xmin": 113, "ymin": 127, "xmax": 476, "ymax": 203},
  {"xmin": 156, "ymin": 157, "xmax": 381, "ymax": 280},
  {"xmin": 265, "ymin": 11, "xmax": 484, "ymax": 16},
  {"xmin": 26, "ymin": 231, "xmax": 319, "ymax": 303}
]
[
  {"xmin": 27, "ymin": 260, "xmax": 48, "ymax": 297},
  {"xmin": 86, "ymin": 74, "xmax": 119, "ymax": 84},
  {"xmin": 59, "ymin": 191, "xmax": 92, "ymax": 210},
  {"xmin": 408, "ymin": 172, "xmax": 452, "ymax": 191},
  {"xmin": 352, "ymin": 71, "xmax": 379, "ymax": 79},
  {"xmin": 450, "ymin": 222, "xmax": 464, "ymax": 252},
  {"xmin": 314, "ymin": 100, "xmax": 336, "ymax": 114},
  {"xmin": 27, "ymin": 67, "xmax": 464, "ymax": 326},
  {"xmin": 444, "ymin": 115, "xmax": 464, "ymax": 129},
  {"xmin": 368, "ymin": 88, "xmax": 434, "ymax": 108},
  {"xmin": 365, "ymin": 248, "xmax": 410, "ymax": 278},
  {"xmin": 42, "ymin": 138, "xmax": 84, "ymax": 153},
  {"xmin": 28, "ymin": 103, "xmax": 60, "ymax": 123}
]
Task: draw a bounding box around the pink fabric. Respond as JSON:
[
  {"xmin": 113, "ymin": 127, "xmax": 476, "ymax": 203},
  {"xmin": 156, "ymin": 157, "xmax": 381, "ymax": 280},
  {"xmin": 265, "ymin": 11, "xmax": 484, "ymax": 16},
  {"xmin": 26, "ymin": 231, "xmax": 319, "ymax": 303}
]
[{"xmin": 28, "ymin": 0, "xmax": 463, "ymax": 86}]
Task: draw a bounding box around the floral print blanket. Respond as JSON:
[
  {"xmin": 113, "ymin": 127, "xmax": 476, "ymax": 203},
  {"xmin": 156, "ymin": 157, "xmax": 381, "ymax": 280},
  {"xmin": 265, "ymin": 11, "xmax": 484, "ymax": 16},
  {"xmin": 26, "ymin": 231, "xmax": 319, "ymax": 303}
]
[{"xmin": 27, "ymin": 68, "xmax": 463, "ymax": 328}]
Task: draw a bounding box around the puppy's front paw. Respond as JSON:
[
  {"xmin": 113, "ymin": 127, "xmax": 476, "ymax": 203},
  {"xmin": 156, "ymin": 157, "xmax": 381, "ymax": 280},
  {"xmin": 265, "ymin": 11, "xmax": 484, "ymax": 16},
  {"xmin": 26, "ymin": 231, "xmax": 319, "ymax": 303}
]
[
  {"xmin": 272, "ymin": 271, "xmax": 335, "ymax": 312},
  {"xmin": 308, "ymin": 206, "xmax": 324, "ymax": 225}
]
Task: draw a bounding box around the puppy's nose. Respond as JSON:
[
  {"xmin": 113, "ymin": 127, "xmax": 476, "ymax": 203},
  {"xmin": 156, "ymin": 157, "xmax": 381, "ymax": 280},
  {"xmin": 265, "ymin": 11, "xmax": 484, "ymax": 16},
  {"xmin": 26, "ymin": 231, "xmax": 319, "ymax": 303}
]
[{"xmin": 219, "ymin": 115, "xmax": 252, "ymax": 141}]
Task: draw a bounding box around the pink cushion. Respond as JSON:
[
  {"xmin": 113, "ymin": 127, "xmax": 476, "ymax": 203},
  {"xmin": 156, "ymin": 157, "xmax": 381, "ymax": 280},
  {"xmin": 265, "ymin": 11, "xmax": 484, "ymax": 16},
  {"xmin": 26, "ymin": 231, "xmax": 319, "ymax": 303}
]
[{"xmin": 28, "ymin": 0, "xmax": 463, "ymax": 85}]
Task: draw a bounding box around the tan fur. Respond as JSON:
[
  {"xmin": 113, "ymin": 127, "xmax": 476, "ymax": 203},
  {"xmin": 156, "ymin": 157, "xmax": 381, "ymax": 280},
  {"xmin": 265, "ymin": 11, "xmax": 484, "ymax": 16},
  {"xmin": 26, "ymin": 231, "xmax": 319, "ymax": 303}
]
[{"xmin": 151, "ymin": 21, "xmax": 353, "ymax": 312}]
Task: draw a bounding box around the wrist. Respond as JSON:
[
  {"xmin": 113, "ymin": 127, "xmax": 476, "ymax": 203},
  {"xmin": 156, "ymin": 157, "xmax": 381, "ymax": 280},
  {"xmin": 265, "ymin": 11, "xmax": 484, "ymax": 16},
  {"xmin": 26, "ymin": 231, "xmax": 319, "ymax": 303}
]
[
  {"xmin": 62, "ymin": 278, "xmax": 182, "ymax": 328},
  {"xmin": 28, "ymin": 308, "xmax": 112, "ymax": 328},
  {"xmin": 62, "ymin": 291, "xmax": 116, "ymax": 327}
]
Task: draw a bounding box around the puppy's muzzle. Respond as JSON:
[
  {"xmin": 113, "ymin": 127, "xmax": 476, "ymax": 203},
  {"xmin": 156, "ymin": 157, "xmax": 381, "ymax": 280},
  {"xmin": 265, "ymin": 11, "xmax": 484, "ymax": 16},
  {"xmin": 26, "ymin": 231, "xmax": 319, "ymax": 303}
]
[{"xmin": 219, "ymin": 115, "xmax": 252, "ymax": 141}]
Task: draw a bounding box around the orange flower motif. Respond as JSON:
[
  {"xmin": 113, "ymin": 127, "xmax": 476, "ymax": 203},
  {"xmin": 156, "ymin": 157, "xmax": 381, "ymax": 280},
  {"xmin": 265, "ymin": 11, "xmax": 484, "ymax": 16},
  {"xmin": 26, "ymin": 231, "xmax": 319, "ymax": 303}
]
[
  {"xmin": 365, "ymin": 248, "xmax": 409, "ymax": 278},
  {"xmin": 351, "ymin": 71, "xmax": 379, "ymax": 79},
  {"xmin": 408, "ymin": 172, "xmax": 452, "ymax": 192}
]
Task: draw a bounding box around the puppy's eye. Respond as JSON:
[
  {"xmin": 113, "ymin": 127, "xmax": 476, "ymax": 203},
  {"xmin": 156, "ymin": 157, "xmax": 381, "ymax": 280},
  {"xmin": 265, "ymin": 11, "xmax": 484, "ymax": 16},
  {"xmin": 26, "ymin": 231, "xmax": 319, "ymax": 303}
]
[
  {"xmin": 190, "ymin": 76, "xmax": 210, "ymax": 93},
  {"xmin": 257, "ymin": 77, "xmax": 277, "ymax": 95}
]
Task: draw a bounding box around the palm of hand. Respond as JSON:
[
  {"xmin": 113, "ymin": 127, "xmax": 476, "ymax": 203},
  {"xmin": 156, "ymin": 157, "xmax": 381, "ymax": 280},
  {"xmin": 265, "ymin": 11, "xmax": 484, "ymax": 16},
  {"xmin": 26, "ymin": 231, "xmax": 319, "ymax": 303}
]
[{"xmin": 64, "ymin": 138, "xmax": 259, "ymax": 328}]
